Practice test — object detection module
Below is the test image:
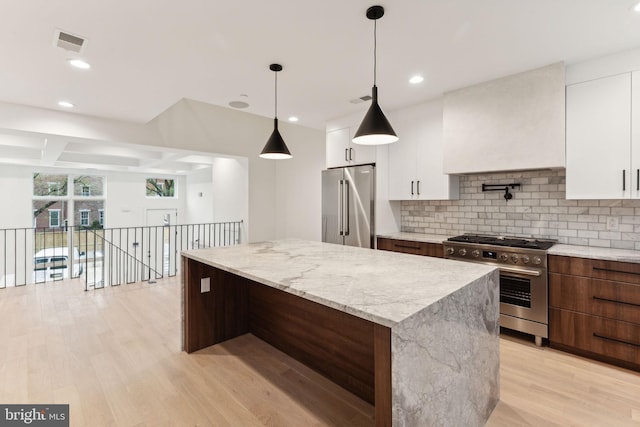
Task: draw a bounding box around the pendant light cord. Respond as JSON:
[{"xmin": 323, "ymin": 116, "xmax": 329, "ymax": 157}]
[
  {"xmin": 373, "ymin": 19, "xmax": 377, "ymax": 86},
  {"xmin": 274, "ymin": 71, "xmax": 278, "ymax": 119}
]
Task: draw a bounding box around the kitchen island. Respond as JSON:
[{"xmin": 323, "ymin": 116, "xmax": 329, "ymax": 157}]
[{"xmin": 182, "ymin": 239, "xmax": 499, "ymax": 427}]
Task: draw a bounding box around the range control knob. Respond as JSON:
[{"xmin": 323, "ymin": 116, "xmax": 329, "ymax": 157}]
[
  {"xmin": 446, "ymin": 247, "xmax": 455, "ymax": 255},
  {"xmin": 511, "ymin": 254, "xmax": 519, "ymax": 263},
  {"xmin": 459, "ymin": 248, "xmax": 467, "ymax": 256},
  {"xmin": 532, "ymin": 256, "xmax": 542, "ymax": 265},
  {"xmin": 499, "ymin": 253, "xmax": 509, "ymax": 262},
  {"xmin": 471, "ymin": 249, "xmax": 481, "ymax": 258},
  {"xmin": 522, "ymin": 255, "xmax": 530, "ymax": 264}
]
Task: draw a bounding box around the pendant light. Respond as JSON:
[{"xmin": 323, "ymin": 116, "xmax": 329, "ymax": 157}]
[
  {"xmin": 260, "ymin": 63, "xmax": 292, "ymax": 159},
  {"xmin": 352, "ymin": 5, "xmax": 398, "ymax": 146}
]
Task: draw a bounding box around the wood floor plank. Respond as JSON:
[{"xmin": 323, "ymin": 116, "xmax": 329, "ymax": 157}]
[{"xmin": 0, "ymin": 277, "xmax": 639, "ymax": 426}]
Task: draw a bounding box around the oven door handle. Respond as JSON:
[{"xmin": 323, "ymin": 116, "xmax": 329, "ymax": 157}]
[{"xmin": 500, "ymin": 267, "xmax": 541, "ymax": 277}]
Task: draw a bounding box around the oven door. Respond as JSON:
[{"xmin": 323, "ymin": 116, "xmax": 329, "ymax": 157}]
[{"xmin": 499, "ymin": 266, "xmax": 547, "ymax": 325}]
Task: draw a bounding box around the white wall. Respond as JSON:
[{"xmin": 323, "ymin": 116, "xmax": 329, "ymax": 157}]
[
  {"xmin": 184, "ymin": 167, "xmax": 214, "ymax": 224},
  {"xmin": 566, "ymin": 46, "xmax": 640, "ymax": 85},
  {"xmin": 105, "ymin": 172, "xmax": 186, "ymax": 229},
  {"xmin": 0, "ymin": 98, "xmax": 325, "ymax": 243},
  {"xmin": 151, "ymin": 99, "xmax": 325, "ymax": 242},
  {"xmin": 0, "ymin": 165, "xmax": 33, "ymax": 229}
]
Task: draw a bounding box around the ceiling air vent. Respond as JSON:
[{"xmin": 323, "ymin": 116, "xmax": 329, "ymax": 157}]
[
  {"xmin": 349, "ymin": 95, "xmax": 372, "ymax": 104},
  {"xmin": 53, "ymin": 29, "xmax": 87, "ymax": 53}
]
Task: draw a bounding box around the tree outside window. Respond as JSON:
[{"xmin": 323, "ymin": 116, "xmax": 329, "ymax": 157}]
[{"xmin": 146, "ymin": 178, "xmax": 175, "ymax": 197}]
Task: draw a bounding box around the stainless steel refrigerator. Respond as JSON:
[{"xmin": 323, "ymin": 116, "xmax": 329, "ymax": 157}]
[{"xmin": 322, "ymin": 164, "xmax": 375, "ymax": 248}]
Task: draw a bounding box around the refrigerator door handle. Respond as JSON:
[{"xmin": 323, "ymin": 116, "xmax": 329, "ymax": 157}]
[
  {"xmin": 338, "ymin": 179, "xmax": 344, "ymax": 235},
  {"xmin": 344, "ymin": 180, "xmax": 350, "ymax": 236}
]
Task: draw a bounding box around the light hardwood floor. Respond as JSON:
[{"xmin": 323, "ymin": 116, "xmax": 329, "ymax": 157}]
[{"xmin": 0, "ymin": 277, "xmax": 638, "ymax": 426}]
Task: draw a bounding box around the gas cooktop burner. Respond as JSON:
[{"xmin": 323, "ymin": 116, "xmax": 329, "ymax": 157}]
[{"xmin": 447, "ymin": 234, "xmax": 556, "ymax": 250}]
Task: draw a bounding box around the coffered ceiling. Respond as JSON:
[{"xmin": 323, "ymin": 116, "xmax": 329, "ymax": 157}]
[{"xmin": 1, "ymin": 0, "xmax": 640, "ymax": 172}]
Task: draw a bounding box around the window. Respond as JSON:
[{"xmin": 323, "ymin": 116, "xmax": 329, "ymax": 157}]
[
  {"xmin": 146, "ymin": 178, "xmax": 175, "ymax": 197},
  {"xmin": 49, "ymin": 209, "xmax": 61, "ymax": 228},
  {"xmin": 98, "ymin": 209, "xmax": 104, "ymax": 226},
  {"xmin": 80, "ymin": 210, "xmax": 90, "ymax": 226},
  {"xmin": 33, "ymin": 174, "xmax": 68, "ymax": 197},
  {"xmin": 74, "ymin": 176, "xmax": 104, "ymax": 197}
]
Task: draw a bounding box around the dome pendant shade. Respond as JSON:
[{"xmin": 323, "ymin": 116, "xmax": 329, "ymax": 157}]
[
  {"xmin": 260, "ymin": 118, "xmax": 292, "ymax": 159},
  {"xmin": 352, "ymin": 85, "xmax": 398, "ymax": 145}
]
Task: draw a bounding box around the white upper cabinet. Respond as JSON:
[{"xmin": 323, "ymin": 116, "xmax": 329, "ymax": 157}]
[
  {"xmin": 566, "ymin": 73, "xmax": 632, "ymax": 199},
  {"xmin": 387, "ymin": 100, "xmax": 459, "ymax": 200},
  {"xmin": 443, "ymin": 62, "xmax": 566, "ymax": 174},
  {"xmin": 326, "ymin": 126, "xmax": 376, "ymax": 168}
]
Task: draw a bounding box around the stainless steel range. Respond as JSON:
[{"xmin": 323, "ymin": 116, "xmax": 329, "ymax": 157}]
[{"xmin": 443, "ymin": 234, "xmax": 556, "ymax": 346}]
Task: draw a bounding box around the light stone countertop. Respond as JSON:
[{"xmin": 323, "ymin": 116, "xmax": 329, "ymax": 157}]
[
  {"xmin": 182, "ymin": 239, "xmax": 496, "ymax": 328},
  {"xmin": 548, "ymin": 244, "xmax": 640, "ymax": 264},
  {"xmin": 378, "ymin": 232, "xmax": 640, "ymax": 264}
]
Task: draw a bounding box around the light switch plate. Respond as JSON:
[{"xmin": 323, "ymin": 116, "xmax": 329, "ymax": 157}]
[{"xmin": 200, "ymin": 277, "xmax": 210, "ymax": 293}]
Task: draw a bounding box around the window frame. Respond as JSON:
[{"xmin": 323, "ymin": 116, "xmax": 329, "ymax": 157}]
[{"xmin": 49, "ymin": 209, "xmax": 61, "ymax": 228}]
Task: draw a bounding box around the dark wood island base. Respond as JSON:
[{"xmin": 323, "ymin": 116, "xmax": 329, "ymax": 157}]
[{"xmin": 183, "ymin": 257, "xmax": 392, "ymax": 426}]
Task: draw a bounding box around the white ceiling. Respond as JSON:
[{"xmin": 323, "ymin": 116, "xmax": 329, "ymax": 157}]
[{"xmin": 1, "ymin": 0, "xmax": 640, "ymax": 172}]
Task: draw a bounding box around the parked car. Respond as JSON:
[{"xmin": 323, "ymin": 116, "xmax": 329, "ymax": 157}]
[{"xmin": 33, "ymin": 247, "xmax": 84, "ymax": 282}]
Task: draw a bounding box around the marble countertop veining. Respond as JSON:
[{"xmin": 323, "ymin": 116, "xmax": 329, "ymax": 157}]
[{"xmin": 182, "ymin": 239, "xmax": 496, "ymax": 328}]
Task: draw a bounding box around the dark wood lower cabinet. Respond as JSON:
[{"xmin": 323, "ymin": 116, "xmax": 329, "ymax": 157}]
[
  {"xmin": 183, "ymin": 258, "xmax": 392, "ymax": 426},
  {"xmin": 377, "ymin": 237, "xmax": 443, "ymax": 258},
  {"xmin": 549, "ymin": 255, "xmax": 640, "ymax": 371}
]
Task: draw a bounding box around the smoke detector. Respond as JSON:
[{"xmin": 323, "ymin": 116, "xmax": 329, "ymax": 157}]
[{"xmin": 53, "ymin": 29, "xmax": 88, "ymax": 53}]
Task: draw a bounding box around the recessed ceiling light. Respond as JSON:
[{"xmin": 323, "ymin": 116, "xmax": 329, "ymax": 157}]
[
  {"xmin": 288, "ymin": 116, "xmax": 299, "ymax": 122},
  {"xmin": 634, "ymin": 1, "xmax": 640, "ymax": 12},
  {"xmin": 58, "ymin": 101, "xmax": 74, "ymax": 108},
  {"xmin": 69, "ymin": 59, "xmax": 91, "ymax": 69},
  {"xmin": 409, "ymin": 75, "xmax": 424, "ymax": 84}
]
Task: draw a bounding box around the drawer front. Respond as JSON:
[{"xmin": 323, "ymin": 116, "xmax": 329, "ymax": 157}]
[
  {"xmin": 549, "ymin": 255, "xmax": 640, "ymax": 284},
  {"xmin": 550, "ymin": 308, "xmax": 640, "ymax": 367},
  {"xmin": 376, "ymin": 238, "xmax": 443, "ymax": 258},
  {"xmin": 549, "ymin": 273, "xmax": 640, "ymax": 324}
]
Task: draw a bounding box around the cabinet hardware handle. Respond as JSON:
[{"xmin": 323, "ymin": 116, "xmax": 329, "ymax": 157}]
[
  {"xmin": 417, "ymin": 180, "xmax": 420, "ymax": 196},
  {"xmin": 623, "ymin": 169, "xmax": 626, "ymax": 191},
  {"xmin": 411, "ymin": 181, "xmax": 414, "ymax": 195},
  {"xmin": 637, "ymin": 169, "xmax": 639, "ymax": 191},
  {"xmin": 593, "ymin": 333, "xmax": 640, "ymax": 348},
  {"xmin": 345, "ymin": 148, "xmax": 348, "ymax": 162},
  {"xmin": 593, "ymin": 295, "xmax": 640, "ymax": 308},
  {"xmin": 349, "ymin": 147, "xmax": 354, "ymax": 161},
  {"xmin": 593, "ymin": 266, "xmax": 640, "ymax": 277}
]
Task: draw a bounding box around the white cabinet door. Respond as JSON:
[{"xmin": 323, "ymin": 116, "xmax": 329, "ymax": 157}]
[
  {"xmin": 566, "ymin": 73, "xmax": 631, "ymax": 199},
  {"xmin": 388, "ymin": 101, "xmax": 459, "ymax": 200},
  {"xmin": 326, "ymin": 127, "xmax": 377, "ymax": 169},
  {"xmin": 349, "ymin": 142, "xmax": 376, "ymax": 166},
  {"xmin": 415, "ymin": 101, "xmax": 459, "ymax": 200},
  {"xmin": 326, "ymin": 127, "xmax": 350, "ymax": 168},
  {"xmin": 632, "ymin": 71, "xmax": 640, "ymax": 198}
]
